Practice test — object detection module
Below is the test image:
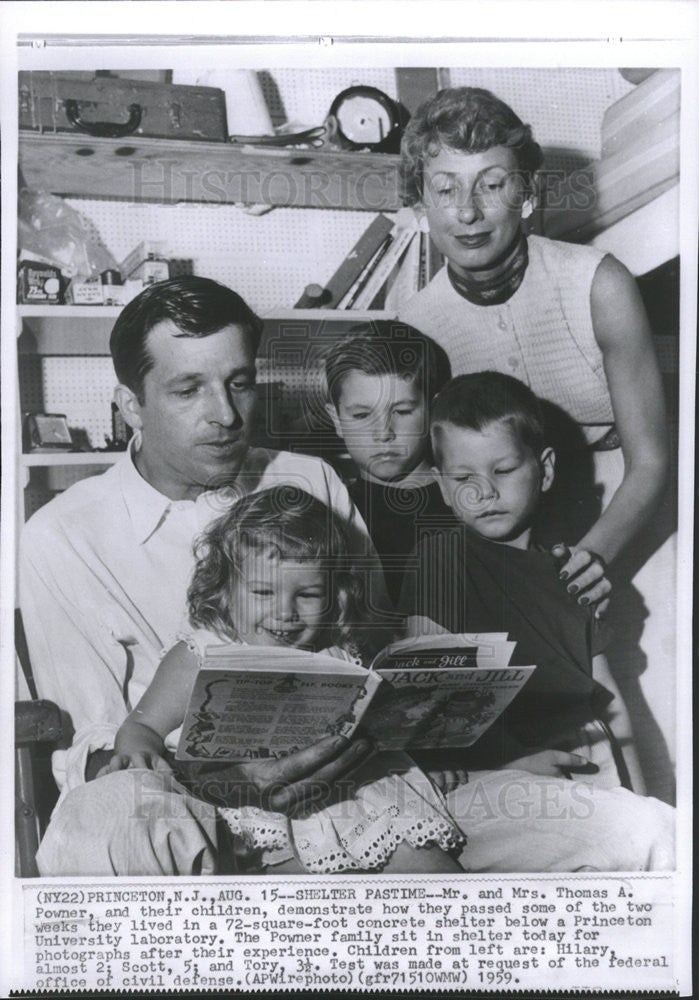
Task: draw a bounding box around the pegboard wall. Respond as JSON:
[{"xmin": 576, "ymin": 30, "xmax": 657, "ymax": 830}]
[
  {"xmin": 59, "ymin": 67, "xmax": 631, "ymax": 314},
  {"xmin": 447, "ymin": 67, "xmax": 634, "ymax": 161},
  {"xmin": 58, "ymin": 69, "xmax": 632, "ymax": 315},
  {"xmin": 20, "ymin": 67, "xmax": 632, "ymax": 472},
  {"xmin": 19, "ymin": 353, "xmax": 116, "ymax": 448},
  {"xmin": 63, "ymin": 199, "xmax": 376, "ymax": 315},
  {"xmin": 234, "ymin": 66, "xmax": 631, "ymax": 154},
  {"xmin": 41, "ymin": 356, "xmax": 116, "ymax": 447},
  {"xmin": 257, "ymin": 68, "xmax": 400, "ymax": 130}
]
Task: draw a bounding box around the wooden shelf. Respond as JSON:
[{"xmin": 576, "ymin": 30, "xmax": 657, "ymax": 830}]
[
  {"xmin": 19, "ymin": 133, "xmax": 402, "ymax": 211},
  {"xmin": 262, "ymin": 308, "xmax": 396, "ymax": 322},
  {"xmin": 18, "ymin": 305, "xmax": 123, "ymax": 319},
  {"xmin": 19, "ymin": 306, "xmax": 395, "ymax": 321},
  {"xmin": 22, "ymin": 452, "xmax": 122, "ymax": 467},
  {"xmin": 18, "ymin": 310, "xmax": 114, "ymax": 354},
  {"xmin": 18, "ymin": 306, "xmax": 398, "ymax": 356}
]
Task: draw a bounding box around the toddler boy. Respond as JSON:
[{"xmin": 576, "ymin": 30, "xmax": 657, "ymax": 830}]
[
  {"xmin": 324, "ymin": 321, "xmax": 455, "ymax": 604},
  {"xmin": 400, "ymin": 370, "xmax": 643, "ymax": 790}
]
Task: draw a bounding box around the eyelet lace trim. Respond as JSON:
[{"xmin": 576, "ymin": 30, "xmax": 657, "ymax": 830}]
[
  {"xmin": 219, "ymin": 806, "xmax": 290, "ymax": 852},
  {"xmin": 218, "ymin": 773, "xmax": 465, "ymax": 874},
  {"xmin": 295, "ymin": 811, "xmax": 464, "ymax": 874}
]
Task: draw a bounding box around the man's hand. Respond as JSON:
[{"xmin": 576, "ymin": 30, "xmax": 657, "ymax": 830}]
[
  {"xmin": 428, "ymin": 768, "xmax": 469, "ymax": 794},
  {"xmin": 175, "ymin": 734, "xmax": 373, "ymax": 817},
  {"xmin": 505, "ymin": 748, "xmax": 599, "ymax": 778},
  {"xmin": 95, "ymin": 750, "xmax": 174, "ymax": 779},
  {"xmin": 551, "ymin": 543, "xmax": 611, "ymax": 618}
]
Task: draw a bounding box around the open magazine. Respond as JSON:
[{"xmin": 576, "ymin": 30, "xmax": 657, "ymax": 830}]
[{"xmin": 175, "ymin": 634, "xmax": 536, "ymax": 762}]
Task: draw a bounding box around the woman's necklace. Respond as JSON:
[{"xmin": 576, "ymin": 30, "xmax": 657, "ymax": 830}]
[{"xmin": 447, "ymin": 232, "xmax": 529, "ymax": 306}]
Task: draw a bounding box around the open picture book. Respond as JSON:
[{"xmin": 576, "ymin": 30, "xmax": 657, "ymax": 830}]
[{"xmin": 175, "ymin": 634, "xmax": 536, "ymax": 762}]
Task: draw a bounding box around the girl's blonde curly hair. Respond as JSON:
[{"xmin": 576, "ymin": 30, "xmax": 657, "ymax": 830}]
[{"xmin": 188, "ymin": 486, "xmax": 384, "ymax": 659}]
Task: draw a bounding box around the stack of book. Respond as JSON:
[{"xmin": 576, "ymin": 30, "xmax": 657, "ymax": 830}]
[{"xmin": 295, "ymin": 211, "xmax": 444, "ymax": 312}]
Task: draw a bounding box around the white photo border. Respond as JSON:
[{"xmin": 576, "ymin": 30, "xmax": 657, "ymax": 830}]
[{"xmin": 1, "ymin": 2, "xmax": 695, "ymax": 996}]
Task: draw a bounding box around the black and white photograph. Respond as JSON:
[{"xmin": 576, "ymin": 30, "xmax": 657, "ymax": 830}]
[{"xmin": 1, "ymin": 2, "xmax": 695, "ymax": 995}]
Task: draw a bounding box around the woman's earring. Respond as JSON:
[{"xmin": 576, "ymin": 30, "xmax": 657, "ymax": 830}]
[{"xmin": 520, "ymin": 198, "xmax": 538, "ymax": 235}]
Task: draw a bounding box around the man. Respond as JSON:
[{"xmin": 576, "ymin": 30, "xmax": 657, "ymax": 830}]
[{"xmin": 20, "ymin": 276, "xmax": 375, "ymax": 875}]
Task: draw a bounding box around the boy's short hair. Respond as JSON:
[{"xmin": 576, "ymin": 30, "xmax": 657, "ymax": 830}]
[
  {"xmin": 324, "ymin": 320, "xmax": 451, "ymax": 408},
  {"xmin": 431, "ymin": 371, "xmax": 547, "ymax": 459},
  {"xmin": 400, "ymin": 87, "xmax": 544, "ymax": 206},
  {"xmin": 110, "ymin": 276, "xmax": 263, "ymax": 402}
]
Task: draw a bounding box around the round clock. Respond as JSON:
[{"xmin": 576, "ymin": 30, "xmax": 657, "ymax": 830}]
[{"xmin": 327, "ymin": 86, "xmax": 407, "ymax": 153}]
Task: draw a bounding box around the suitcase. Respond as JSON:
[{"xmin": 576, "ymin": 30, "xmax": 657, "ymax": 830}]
[{"xmin": 18, "ymin": 71, "xmax": 228, "ymax": 142}]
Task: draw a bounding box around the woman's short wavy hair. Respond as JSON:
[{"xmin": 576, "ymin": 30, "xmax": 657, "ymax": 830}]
[
  {"xmin": 187, "ymin": 486, "xmax": 381, "ymax": 658},
  {"xmin": 400, "ymin": 87, "xmax": 544, "ymax": 206}
]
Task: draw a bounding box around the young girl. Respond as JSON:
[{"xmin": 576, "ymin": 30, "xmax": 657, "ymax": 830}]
[
  {"xmin": 100, "ymin": 486, "xmax": 673, "ymax": 873},
  {"xmin": 98, "ymin": 487, "xmax": 465, "ymax": 874}
]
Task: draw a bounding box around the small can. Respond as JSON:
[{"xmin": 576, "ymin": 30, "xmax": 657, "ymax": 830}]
[
  {"xmin": 101, "ymin": 268, "xmax": 124, "ymax": 305},
  {"xmin": 100, "ymin": 268, "xmax": 123, "ymax": 286}
]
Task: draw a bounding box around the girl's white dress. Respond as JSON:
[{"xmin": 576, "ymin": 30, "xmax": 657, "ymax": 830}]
[{"xmin": 174, "ymin": 629, "xmax": 464, "ymax": 873}]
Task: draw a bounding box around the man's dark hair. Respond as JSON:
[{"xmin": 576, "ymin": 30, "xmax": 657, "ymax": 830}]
[
  {"xmin": 431, "ymin": 371, "xmax": 547, "ymax": 458},
  {"xmin": 110, "ymin": 276, "xmax": 264, "ymax": 401},
  {"xmin": 400, "ymin": 86, "xmax": 544, "ymax": 206},
  {"xmin": 323, "ymin": 320, "xmax": 451, "ymax": 408}
]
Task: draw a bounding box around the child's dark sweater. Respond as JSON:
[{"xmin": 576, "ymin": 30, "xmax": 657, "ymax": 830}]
[
  {"xmin": 348, "ymin": 475, "xmax": 456, "ymax": 606},
  {"xmin": 398, "ymin": 524, "xmax": 613, "ymax": 768}
]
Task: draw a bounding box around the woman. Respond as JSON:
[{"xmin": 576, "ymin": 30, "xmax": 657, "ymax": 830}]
[
  {"xmin": 397, "ymin": 86, "xmax": 673, "ymax": 797},
  {"xmin": 398, "ymin": 87, "xmax": 668, "ymax": 572}
]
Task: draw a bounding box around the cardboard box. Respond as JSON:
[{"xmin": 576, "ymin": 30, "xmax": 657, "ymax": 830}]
[
  {"xmin": 130, "ymin": 260, "xmax": 170, "ymax": 285},
  {"xmin": 65, "ymin": 279, "xmax": 104, "ymax": 305},
  {"xmin": 120, "ymin": 240, "xmax": 168, "ymax": 279},
  {"xmin": 103, "ymin": 279, "xmax": 144, "ymax": 306},
  {"xmin": 168, "ymin": 258, "xmax": 194, "ymax": 278},
  {"xmin": 18, "ymin": 261, "xmax": 63, "ymax": 304}
]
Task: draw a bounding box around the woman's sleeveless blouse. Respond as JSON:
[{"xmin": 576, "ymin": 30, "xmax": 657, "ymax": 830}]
[{"xmin": 400, "ymin": 235, "xmax": 614, "ymax": 440}]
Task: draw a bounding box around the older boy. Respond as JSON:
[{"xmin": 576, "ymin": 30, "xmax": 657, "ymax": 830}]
[{"xmin": 324, "ymin": 321, "xmax": 455, "ymax": 604}]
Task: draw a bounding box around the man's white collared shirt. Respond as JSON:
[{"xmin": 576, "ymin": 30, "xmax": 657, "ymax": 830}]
[{"xmin": 20, "ymin": 445, "xmax": 370, "ymax": 790}]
